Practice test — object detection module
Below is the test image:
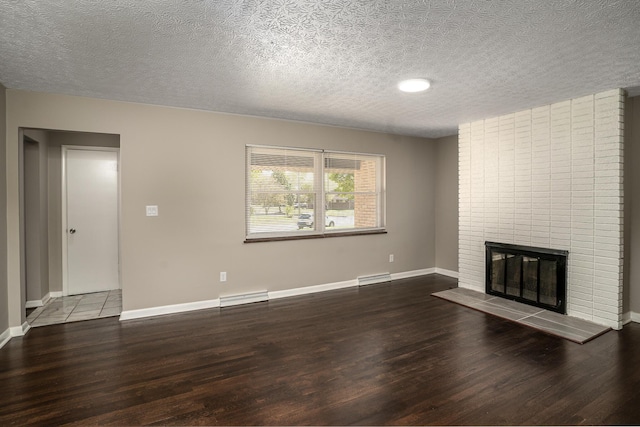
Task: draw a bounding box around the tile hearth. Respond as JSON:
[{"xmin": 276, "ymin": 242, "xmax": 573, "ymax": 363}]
[
  {"xmin": 27, "ymin": 290, "xmax": 122, "ymax": 327},
  {"xmin": 432, "ymin": 287, "xmax": 610, "ymax": 344}
]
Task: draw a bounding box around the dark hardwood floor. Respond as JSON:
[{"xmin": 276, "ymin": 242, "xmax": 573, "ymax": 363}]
[{"xmin": 2, "ymin": 274, "xmax": 640, "ymax": 425}]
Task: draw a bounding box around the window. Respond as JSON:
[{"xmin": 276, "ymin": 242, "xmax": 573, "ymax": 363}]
[{"xmin": 246, "ymin": 145, "xmax": 385, "ymax": 240}]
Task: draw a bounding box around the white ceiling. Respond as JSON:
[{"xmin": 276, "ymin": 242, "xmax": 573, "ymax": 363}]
[{"xmin": 1, "ymin": 0, "xmax": 639, "ymax": 138}]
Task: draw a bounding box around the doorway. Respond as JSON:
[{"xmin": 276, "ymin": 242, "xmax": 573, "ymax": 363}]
[
  {"xmin": 19, "ymin": 129, "xmax": 121, "ymax": 326},
  {"xmin": 62, "ymin": 146, "xmax": 120, "ymax": 296}
]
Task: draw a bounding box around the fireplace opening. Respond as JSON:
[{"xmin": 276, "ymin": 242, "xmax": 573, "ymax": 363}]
[{"xmin": 485, "ymin": 242, "xmax": 567, "ymax": 314}]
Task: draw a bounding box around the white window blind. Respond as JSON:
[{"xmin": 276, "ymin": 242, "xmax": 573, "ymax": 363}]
[{"xmin": 246, "ymin": 145, "xmax": 385, "ymax": 240}]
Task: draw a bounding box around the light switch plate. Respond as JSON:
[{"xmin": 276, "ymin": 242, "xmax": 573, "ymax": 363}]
[{"xmin": 146, "ymin": 205, "xmax": 158, "ymax": 216}]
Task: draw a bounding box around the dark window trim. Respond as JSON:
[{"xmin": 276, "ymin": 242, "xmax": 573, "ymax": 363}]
[{"xmin": 244, "ymin": 229, "xmax": 387, "ymax": 243}]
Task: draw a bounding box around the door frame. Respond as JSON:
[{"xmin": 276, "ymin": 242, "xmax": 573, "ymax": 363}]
[{"xmin": 61, "ymin": 145, "xmax": 121, "ymax": 296}]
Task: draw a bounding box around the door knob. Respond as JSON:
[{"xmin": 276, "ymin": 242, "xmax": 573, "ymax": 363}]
[{"xmin": 69, "ymin": 228, "xmax": 76, "ymax": 234}]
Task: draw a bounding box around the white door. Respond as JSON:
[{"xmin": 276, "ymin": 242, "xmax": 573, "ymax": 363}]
[{"xmin": 64, "ymin": 148, "xmax": 120, "ymax": 295}]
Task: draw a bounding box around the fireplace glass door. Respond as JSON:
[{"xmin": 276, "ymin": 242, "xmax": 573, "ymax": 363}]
[{"xmin": 486, "ymin": 242, "xmax": 567, "ymax": 314}]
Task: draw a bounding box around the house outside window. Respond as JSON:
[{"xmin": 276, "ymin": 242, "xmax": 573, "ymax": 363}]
[{"xmin": 246, "ymin": 145, "xmax": 385, "ymax": 240}]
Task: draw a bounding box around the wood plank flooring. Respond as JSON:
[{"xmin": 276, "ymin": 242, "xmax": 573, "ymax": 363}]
[{"xmin": 2, "ymin": 274, "xmax": 640, "ymax": 425}]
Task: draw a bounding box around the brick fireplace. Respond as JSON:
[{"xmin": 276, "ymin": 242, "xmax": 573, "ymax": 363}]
[{"xmin": 458, "ymin": 89, "xmax": 624, "ymax": 329}]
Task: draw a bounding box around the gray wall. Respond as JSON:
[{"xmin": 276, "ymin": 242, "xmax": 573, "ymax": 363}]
[
  {"xmin": 22, "ymin": 129, "xmax": 50, "ymax": 303},
  {"xmin": 628, "ymin": 96, "xmax": 640, "ymax": 315},
  {"xmin": 3, "ymin": 90, "xmax": 640, "ymax": 328},
  {"xmin": 0, "ymin": 82, "xmax": 7, "ymax": 333},
  {"xmin": 435, "ymin": 135, "xmax": 458, "ymax": 272},
  {"xmin": 5, "ymin": 90, "xmax": 438, "ymax": 322}
]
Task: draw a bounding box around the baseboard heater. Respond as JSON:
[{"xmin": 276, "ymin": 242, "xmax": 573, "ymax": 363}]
[
  {"xmin": 358, "ymin": 273, "xmax": 392, "ymax": 287},
  {"xmin": 220, "ymin": 291, "xmax": 269, "ymax": 308}
]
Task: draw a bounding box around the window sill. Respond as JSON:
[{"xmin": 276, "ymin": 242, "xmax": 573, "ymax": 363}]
[{"xmin": 244, "ymin": 229, "xmax": 387, "ymax": 243}]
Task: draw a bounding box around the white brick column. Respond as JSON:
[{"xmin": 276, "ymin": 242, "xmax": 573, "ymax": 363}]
[{"xmin": 458, "ymin": 89, "xmax": 625, "ymax": 329}]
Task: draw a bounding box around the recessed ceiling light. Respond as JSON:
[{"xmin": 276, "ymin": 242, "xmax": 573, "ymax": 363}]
[{"xmin": 398, "ymin": 78, "xmax": 431, "ymax": 93}]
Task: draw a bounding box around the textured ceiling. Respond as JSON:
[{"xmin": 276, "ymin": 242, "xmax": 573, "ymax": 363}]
[{"xmin": 1, "ymin": 0, "xmax": 639, "ymax": 138}]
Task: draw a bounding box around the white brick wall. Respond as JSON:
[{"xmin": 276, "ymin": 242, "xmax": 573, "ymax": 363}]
[{"xmin": 458, "ymin": 89, "xmax": 625, "ymax": 329}]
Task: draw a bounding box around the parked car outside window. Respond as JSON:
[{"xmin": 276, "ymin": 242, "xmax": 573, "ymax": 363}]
[{"xmin": 297, "ymin": 214, "xmax": 335, "ymax": 229}]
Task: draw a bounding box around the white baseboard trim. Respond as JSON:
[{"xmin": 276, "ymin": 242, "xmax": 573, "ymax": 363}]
[
  {"xmin": 49, "ymin": 291, "xmax": 63, "ymax": 298},
  {"xmin": 0, "ymin": 328, "xmax": 11, "ymax": 349},
  {"xmin": 622, "ymin": 312, "xmax": 631, "ymax": 326},
  {"xmin": 627, "ymin": 311, "xmax": 640, "ymax": 324},
  {"xmin": 1, "ymin": 322, "xmax": 31, "ymax": 348},
  {"xmin": 10, "ymin": 321, "xmax": 31, "ymax": 337},
  {"xmin": 269, "ymin": 279, "xmax": 358, "ymax": 300},
  {"xmin": 390, "ymin": 268, "xmax": 436, "ymax": 281},
  {"xmin": 119, "ymin": 298, "xmax": 220, "ymax": 321},
  {"xmin": 119, "ymin": 268, "xmax": 440, "ymax": 321},
  {"xmin": 25, "ymin": 300, "xmax": 41, "ymax": 309},
  {"xmin": 25, "ymin": 292, "xmax": 53, "ymax": 309},
  {"xmin": 434, "ymin": 268, "xmax": 459, "ymax": 279},
  {"xmin": 271, "ymin": 269, "xmax": 437, "ymax": 300}
]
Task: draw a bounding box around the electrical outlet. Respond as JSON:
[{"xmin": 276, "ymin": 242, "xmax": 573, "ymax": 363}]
[
  {"xmin": 389, "ymin": 254, "xmax": 394, "ymax": 262},
  {"xmin": 220, "ymin": 272, "xmax": 227, "ymax": 282}
]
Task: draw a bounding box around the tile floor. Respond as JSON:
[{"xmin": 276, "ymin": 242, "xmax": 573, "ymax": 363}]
[
  {"xmin": 432, "ymin": 287, "xmax": 611, "ymax": 344},
  {"xmin": 27, "ymin": 290, "xmax": 122, "ymax": 328}
]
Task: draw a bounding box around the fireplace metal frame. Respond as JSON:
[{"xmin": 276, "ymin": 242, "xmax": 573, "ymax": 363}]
[{"xmin": 485, "ymin": 241, "xmax": 568, "ymax": 314}]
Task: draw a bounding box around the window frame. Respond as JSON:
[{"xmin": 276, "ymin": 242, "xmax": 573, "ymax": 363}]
[{"xmin": 245, "ymin": 144, "xmax": 386, "ymax": 242}]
